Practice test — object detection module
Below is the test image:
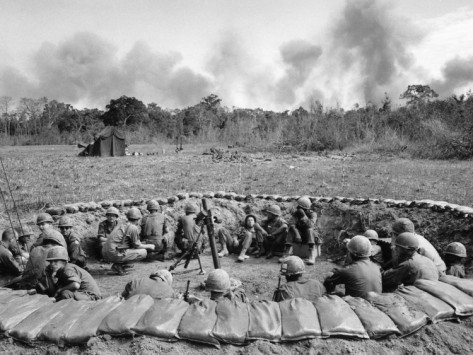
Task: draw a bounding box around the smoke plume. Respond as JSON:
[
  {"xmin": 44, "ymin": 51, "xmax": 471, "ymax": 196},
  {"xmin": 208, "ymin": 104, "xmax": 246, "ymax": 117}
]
[{"xmin": 431, "ymin": 56, "xmax": 473, "ymax": 97}]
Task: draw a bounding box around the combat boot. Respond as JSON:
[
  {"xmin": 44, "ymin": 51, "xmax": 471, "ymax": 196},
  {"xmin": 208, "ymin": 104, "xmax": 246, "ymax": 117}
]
[
  {"xmin": 255, "ymin": 243, "xmax": 265, "ymax": 258},
  {"xmin": 218, "ymin": 246, "xmax": 229, "ymax": 258},
  {"xmin": 278, "ymin": 246, "xmax": 292, "ymax": 263},
  {"xmin": 237, "ymin": 248, "xmax": 249, "ymax": 262},
  {"xmin": 305, "ymin": 246, "xmax": 316, "ymax": 265}
]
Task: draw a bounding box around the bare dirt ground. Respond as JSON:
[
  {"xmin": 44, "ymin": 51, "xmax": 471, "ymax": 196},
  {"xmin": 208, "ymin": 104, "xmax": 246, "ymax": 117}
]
[{"xmin": 0, "ymin": 144, "xmax": 473, "ymax": 354}]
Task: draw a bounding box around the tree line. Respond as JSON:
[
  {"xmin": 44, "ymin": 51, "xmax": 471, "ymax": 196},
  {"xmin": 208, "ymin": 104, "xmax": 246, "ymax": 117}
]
[{"xmin": 1, "ymin": 86, "xmax": 473, "ymax": 159}]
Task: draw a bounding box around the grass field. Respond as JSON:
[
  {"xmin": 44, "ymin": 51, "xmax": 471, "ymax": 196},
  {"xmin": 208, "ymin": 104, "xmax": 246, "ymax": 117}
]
[{"xmin": 0, "ymin": 143, "xmax": 472, "ymax": 214}]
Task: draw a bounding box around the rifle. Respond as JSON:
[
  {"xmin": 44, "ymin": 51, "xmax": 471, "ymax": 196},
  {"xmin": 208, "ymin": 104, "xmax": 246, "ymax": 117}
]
[
  {"xmin": 183, "ymin": 280, "xmax": 190, "ymax": 302},
  {"xmin": 272, "ymin": 274, "xmax": 282, "ymax": 302}
]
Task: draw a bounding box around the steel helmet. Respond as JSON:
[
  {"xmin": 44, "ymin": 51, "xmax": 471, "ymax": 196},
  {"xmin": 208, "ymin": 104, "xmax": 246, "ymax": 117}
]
[
  {"xmin": 297, "ymin": 197, "xmax": 311, "ymax": 210},
  {"xmin": 265, "ymin": 205, "xmax": 282, "ymax": 216},
  {"xmin": 17, "ymin": 225, "xmax": 34, "ymax": 237},
  {"xmin": 106, "ymin": 207, "xmax": 120, "ymax": 217},
  {"xmin": 347, "ymin": 235, "xmax": 372, "ymax": 258},
  {"xmin": 58, "ymin": 216, "xmax": 73, "ymax": 228},
  {"xmin": 147, "ymin": 200, "xmax": 160, "ymax": 212},
  {"xmin": 43, "ymin": 229, "xmax": 66, "ymax": 246},
  {"xmin": 126, "ymin": 207, "xmax": 142, "ymax": 220},
  {"xmin": 395, "ymin": 232, "xmax": 419, "ymax": 251},
  {"xmin": 46, "ymin": 246, "xmax": 69, "ymax": 262},
  {"xmin": 205, "ymin": 269, "xmax": 231, "ymax": 292},
  {"xmin": 280, "ymin": 256, "xmax": 305, "ymax": 276},
  {"xmin": 151, "ymin": 269, "xmax": 173, "ymax": 286},
  {"xmin": 36, "ymin": 213, "xmax": 53, "ymax": 225},
  {"xmin": 363, "ymin": 229, "xmax": 379, "ymax": 241},
  {"xmin": 184, "ymin": 202, "xmax": 199, "ymax": 214},
  {"xmin": 445, "ymin": 242, "xmax": 467, "ymax": 258},
  {"xmin": 392, "ymin": 218, "xmax": 415, "ymax": 234}
]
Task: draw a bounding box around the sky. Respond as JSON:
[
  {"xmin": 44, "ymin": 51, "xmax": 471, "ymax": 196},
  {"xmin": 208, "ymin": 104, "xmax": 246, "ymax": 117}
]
[{"xmin": 1, "ymin": 0, "xmax": 473, "ymax": 111}]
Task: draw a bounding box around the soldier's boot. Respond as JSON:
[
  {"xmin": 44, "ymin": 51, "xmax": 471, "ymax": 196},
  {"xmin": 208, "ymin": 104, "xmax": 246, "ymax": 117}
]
[
  {"xmin": 305, "ymin": 246, "xmax": 316, "ymax": 265},
  {"xmin": 111, "ymin": 263, "xmax": 128, "ymax": 276},
  {"xmin": 266, "ymin": 247, "xmax": 275, "ymax": 259},
  {"xmin": 237, "ymin": 248, "xmax": 249, "ymax": 262},
  {"xmin": 278, "ymin": 245, "xmax": 293, "ymax": 263},
  {"xmin": 255, "ymin": 243, "xmax": 265, "ymax": 258}
]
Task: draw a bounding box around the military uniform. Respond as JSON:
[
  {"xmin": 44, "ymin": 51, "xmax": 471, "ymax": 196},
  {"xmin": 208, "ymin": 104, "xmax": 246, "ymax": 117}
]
[
  {"xmin": 274, "ymin": 278, "xmax": 326, "ymax": 302},
  {"xmin": 122, "ymin": 276, "xmax": 176, "ymax": 300},
  {"xmin": 217, "ymin": 225, "xmax": 259, "ymax": 254},
  {"xmin": 261, "ymin": 217, "xmax": 288, "ymax": 254},
  {"xmin": 324, "ymin": 258, "xmax": 382, "ymax": 298},
  {"xmin": 140, "ymin": 213, "xmax": 170, "ymax": 253},
  {"xmin": 446, "ymin": 264, "xmax": 465, "ymax": 278},
  {"xmin": 175, "ymin": 215, "xmax": 206, "ymax": 252},
  {"xmin": 371, "ymin": 244, "xmax": 384, "ymax": 266},
  {"xmin": 54, "ymin": 263, "xmax": 101, "ymax": 300},
  {"xmin": 382, "ymin": 252, "xmax": 439, "ymax": 291},
  {"xmin": 9, "ymin": 240, "xmax": 33, "ymax": 263},
  {"xmin": 97, "ymin": 219, "xmax": 119, "ymax": 258},
  {"xmin": 63, "ymin": 232, "xmax": 87, "ymax": 268},
  {"xmin": 102, "ymin": 223, "xmax": 147, "ymax": 263},
  {"xmin": 0, "ymin": 242, "xmax": 22, "ymax": 276}
]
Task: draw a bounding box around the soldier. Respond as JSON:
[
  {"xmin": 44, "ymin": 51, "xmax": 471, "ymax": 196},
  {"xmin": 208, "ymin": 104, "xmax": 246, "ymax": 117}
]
[
  {"xmin": 140, "ymin": 200, "xmax": 171, "ymax": 258},
  {"xmin": 33, "ymin": 213, "xmax": 67, "ymax": 250},
  {"xmin": 0, "ymin": 229, "xmax": 23, "ymax": 277},
  {"xmin": 102, "ymin": 207, "xmax": 155, "ymax": 276},
  {"xmin": 37, "ymin": 246, "xmax": 101, "ymax": 301},
  {"xmin": 363, "ymin": 229, "xmax": 384, "ymax": 267},
  {"xmin": 97, "ymin": 207, "xmax": 120, "ymax": 260},
  {"xmin": 122, "ymin": 269, "xmax": 177, "ymax": 300},
  {"xmin": 324, "ymin": 235, "xmax": 382, "ymax": 298},
  {"xmin": 382, "ymin": 232, "xmax": 439, "ymax": 292},
  {"xmin": 273, "ymin": 256, "xmax": 326, "ymax": 302},
  {"xmin": 203, "ymin": 269, "xmax": 247, "ymax": 303},
  {"xmin": 282, "ymin": 197, "xmax": 321, "ymax": 265},
  {"xmin": 58, "ymin": 216, "xmax": 87, "ymax": 269},
  {"xmin": 10, "ymin": 226, "xmax": 34, "ymax": 265},
  {"xmin": 175, "ymin": 202, "xmax": 206, "ymax": 255},
  {"xmin": 217, "ymin": 214, "xmax": 263, "ymax": 262},
  {"xmin": 444, "ymin": 242, "xmax": 467, "ymax": 278},
  {"xmin": 391, "ymin": 218, "xmax": 446, "ymax": 275},
  {"xmin": 258, "ymin": 205, "xmax": 289, "ymax": 260}
]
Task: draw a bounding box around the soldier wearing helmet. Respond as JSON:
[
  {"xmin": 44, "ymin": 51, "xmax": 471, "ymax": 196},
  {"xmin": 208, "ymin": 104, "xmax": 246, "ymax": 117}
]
[
  {"xmin": 33, "ymin": 213, "xmax": 67, "ymax": 250},
  {"xmin": 0, "ymin": 229, "xmax": 23, "ymax": 277},
  {"xmin": 324, "ymin": 235, "xmax": 382, "ymax": 298},
  {"xmin": 102, "ymin": 207, "xmax": 155, "ymax": 275},
  {"xmin": 122, "ymin": 268, "xmax": 177, "ymax": 300},
  {"xmin": 273, "ymin": 256, "xmax": 325, "ymax": 302},
  {"xmin": 200, "ymin": 269, "xmax": 247, "ymax": 303},
  {"xmin": 9, "ymin": 225, "xmax": 34, "ymax": 265},
  {"xmin": 175, "ymin": 202, "xmax": 206, "ymax": 256},
  {"xmin": 444, "ymin": 242, "xmax": 467, "ymax": 278},
  {"xmin": 97, "ymin": 207, "xmax": 120, "ymax": 260},
  {"xmin": 382, "ymin": 232, "xmax": 438, "ymax": 292},
  {"xmin": 257, "ymin": 205, "xmax": 289, "ymax": 260},
  {"xmin": 58, "ymin": 216, "xmax": 88, "ymax": 269},
  {"xmin": 391, "ymin": 218, "xmax": 446, "ymax": 275},
  {"xmin": 283, "ymin": 197, "xmax": 321, "ymax": 265},
  {"xmin": 363, "ymin": 229, "xmax": 385, "ymax": 266},
  {"xmin": 217, "ymin": 214, "xmax": 264, "ymax": 262},
  {"xmin": 140, "ymin": 200, "xmax": 171, "ymax": 259},
  {"xmin": 37, "ymin": 246, "xmax": 101, "ymax": 301}
]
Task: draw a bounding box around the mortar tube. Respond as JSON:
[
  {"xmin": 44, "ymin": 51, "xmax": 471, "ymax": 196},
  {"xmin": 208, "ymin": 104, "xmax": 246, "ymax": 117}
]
[{"xmin": 202, "ymin": 198, "xmax": 220, "ymax": 269}]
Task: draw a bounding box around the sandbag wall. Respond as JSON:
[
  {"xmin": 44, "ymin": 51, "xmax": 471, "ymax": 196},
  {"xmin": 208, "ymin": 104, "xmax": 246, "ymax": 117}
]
[{"xmin": 2, "ymin": 276, "xmax": 473, "ymax": 347}]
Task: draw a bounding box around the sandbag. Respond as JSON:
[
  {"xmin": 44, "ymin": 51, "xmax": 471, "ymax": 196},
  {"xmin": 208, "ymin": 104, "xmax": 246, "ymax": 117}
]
[
  {"xmin": 247, "ymin": 300, "xmax": 282, "ymax": 342},
  {"xmin": 64, "ymin": 296, "xmax": 122, "ymax": 344},
  {"xmin": 0, "ymin": 294, "xmax": 53, "ymax": 332},
  {"xmin": 9, "ymin": 299, "xmax": 75, "ymax": 343},
  {"xmin": 98, "ymin": 294, "xmax": 154, "ymax": 336},
  {"xmin": 440, "ymin": 275, "xmax": 473, "ymax": 297},
  {"xmin": 212, "ymin": 298, "xmax": 249, "ymax": 345},
  {"xmin": 314, "ymin": 295, "xmax": 368, "ymax": 339},
  {"xmin": 0, "ymin": 289, "xmax": 28, "ymax": 305},
  {"xmin": 396, "ymin": 286, "xmax": 456, "ymax": 323},
  {"xmin": 414, "ymin": 279, "xmax": 473, "ymax": 317},
  {"xmin": 38, "ymin": 301, "xmax": 93, "ymax": 343},
  {"xmin": 369, "ymin": 293, "xmax": 429, "ymax": 336},
  {"xmin": 177, "ymin": 298, "xmax": 219, "ymax": 348},
  {"xmin": 279, "ymin": 298, "xmax": 322, "ymax": 341},
  {"xmin": 344, "ymin": 296, "xmax": 400, "ymax": 339},
  {"xmin": 131, "ymin": 298, "xmax": 189, "ymax": 341}
]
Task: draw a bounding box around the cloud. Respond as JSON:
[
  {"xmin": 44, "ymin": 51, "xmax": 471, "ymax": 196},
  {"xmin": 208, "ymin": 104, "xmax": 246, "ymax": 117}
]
[{"xmin": 431, "ymin": 56, "xmax": 473, "ymax": 96}]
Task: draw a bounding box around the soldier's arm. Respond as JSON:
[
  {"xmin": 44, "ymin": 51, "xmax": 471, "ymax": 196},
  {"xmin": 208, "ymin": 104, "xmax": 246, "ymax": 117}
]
[
  {"xmin": 1, "ymin": 252, "xmax": 23, "ymax": 276},
  {"xmin": 270, "ymin": 220, "xmax": 289, "ymax": 236},
  {"xmin": 382, "ymin": 263, "xmax": 410, "ymax": 292},
  {"xmin": 323, "ymin": 268, "xmax": 344, "ymax": 293}
]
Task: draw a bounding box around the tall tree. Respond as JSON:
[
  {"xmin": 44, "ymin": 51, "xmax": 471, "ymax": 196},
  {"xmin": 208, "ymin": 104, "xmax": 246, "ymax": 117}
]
[
  {"xmin": 400, "ymin": 85, "xmax": 439, "ymax": 105},
  {"xmin": 101, "ymin": 96, "xmax": 148, "ymax": 127}
]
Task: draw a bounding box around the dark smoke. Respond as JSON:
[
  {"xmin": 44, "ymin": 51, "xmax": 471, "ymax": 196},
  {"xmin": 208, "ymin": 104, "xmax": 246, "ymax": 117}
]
[
  {"xmin": 275, "ymin": 40, "xmax": 322, "ymax": 104},
  {"xmin": 431, "ymin": 56, "xmax": 473, "ymax": 97},
  {"xmin": 0, "ymin": 32, "xmax": 212, "ymax": 108},
  {"xmin": 328, "ymin": 0, "xmax": 421, "ymax": 104}
]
